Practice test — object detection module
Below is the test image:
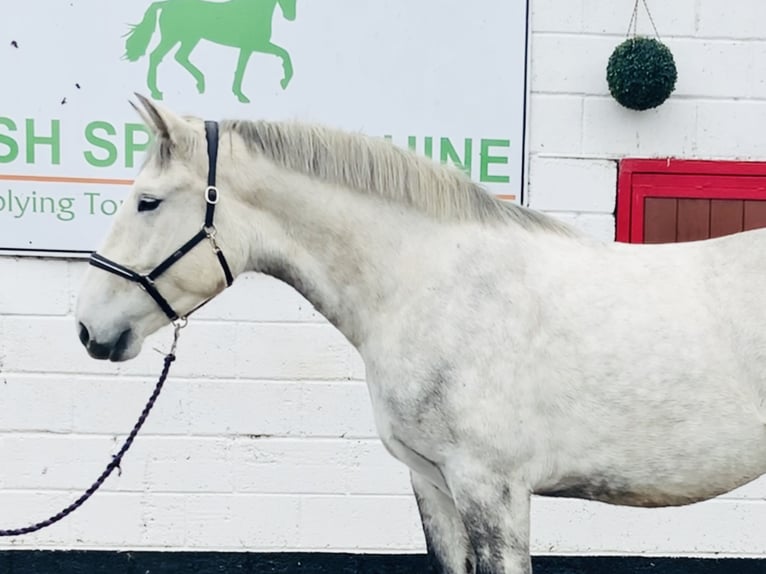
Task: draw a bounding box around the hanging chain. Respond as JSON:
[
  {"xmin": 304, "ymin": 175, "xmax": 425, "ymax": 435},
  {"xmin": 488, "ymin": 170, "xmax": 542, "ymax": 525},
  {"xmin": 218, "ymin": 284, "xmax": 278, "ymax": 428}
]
[
  {"xmin": 626, "ymin": 0, "xmax": 661, "ymax": 40},
  {"xmin": 0, "ymin": 322, "xmax": 185, "ymax": 537}
]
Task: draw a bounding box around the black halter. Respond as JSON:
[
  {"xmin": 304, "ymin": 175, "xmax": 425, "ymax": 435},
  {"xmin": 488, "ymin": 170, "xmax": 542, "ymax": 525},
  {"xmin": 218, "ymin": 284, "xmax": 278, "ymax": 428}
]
[{"xmin": 89, "ymin": 121, "xmax": 234, "ymax": 323}]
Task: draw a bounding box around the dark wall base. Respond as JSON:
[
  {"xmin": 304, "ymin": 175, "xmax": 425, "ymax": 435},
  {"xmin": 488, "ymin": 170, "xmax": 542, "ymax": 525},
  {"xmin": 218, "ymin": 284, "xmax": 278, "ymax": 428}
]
[{"xmin": 0, "ymin": 551, "xmax": 764, "ymax": 574}]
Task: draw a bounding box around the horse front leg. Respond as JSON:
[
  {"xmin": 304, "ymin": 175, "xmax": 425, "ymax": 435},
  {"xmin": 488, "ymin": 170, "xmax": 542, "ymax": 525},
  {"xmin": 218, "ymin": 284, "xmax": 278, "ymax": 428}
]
[
  {"xmin": 232, "ymin": 49, "xmax": 254, "ymax": 103},
  {"xmin": 147, "ymin": 37, "xmax": 178, "ymax": 101},
  {"xmin": 260, "ymin": 41, "xmax": 294, "ymax": 89},
  {"xmin": 174, "ymin": 40, "xmax": 205, "ymax": 94},
  {"xmin": 411, "ymin": 471, "xmax": 476, "ymax": 574},
  {"xmin": 448, "ymin": 470, "xmax": 532, "ymax": 574}
]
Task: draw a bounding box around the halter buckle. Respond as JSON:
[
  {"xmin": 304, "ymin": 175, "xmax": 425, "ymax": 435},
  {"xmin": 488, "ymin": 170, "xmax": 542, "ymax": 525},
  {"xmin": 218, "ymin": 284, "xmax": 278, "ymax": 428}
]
[{"xmin": 205, "ymin": 186, "xmax": 220, "ymax": 204}]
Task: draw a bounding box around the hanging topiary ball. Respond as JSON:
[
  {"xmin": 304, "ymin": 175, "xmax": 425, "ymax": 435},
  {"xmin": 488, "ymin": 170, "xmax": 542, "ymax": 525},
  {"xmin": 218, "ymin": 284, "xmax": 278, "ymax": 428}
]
[{"xmin": 606, "ymin": 36, "xmax": 678, "ymax": 111}]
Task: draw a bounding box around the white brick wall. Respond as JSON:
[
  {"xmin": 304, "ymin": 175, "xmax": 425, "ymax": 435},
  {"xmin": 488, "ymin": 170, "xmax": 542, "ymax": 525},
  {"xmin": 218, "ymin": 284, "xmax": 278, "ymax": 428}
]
[{"xmin": 3, "ymin": 0, "xmax": 766, "ymax": 559}]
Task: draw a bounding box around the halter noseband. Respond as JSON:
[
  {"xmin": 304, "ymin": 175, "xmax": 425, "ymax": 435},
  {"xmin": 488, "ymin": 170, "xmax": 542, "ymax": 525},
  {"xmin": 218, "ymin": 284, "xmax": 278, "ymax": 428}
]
[{"xmin": 89, "ymin": 121, "xmax": 234, "ymax": 324}]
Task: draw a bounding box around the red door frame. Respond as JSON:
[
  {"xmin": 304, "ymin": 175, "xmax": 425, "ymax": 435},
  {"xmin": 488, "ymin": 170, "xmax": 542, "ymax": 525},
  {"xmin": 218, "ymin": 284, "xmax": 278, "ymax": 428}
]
[{"xmin": 616, "ymin": 158, "xmax": 766, "ymax": 243}]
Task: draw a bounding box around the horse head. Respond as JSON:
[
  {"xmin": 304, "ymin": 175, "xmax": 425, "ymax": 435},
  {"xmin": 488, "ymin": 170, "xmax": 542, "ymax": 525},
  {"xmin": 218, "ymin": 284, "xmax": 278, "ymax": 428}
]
[{"xmin": 75, "ymin": 95, "xmax": 248, "ymax": 361}]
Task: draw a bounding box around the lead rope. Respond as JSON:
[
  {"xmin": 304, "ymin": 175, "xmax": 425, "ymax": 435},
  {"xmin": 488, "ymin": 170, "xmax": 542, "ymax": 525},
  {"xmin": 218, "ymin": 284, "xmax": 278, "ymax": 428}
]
[{"xmin": 0, "ymin": 321, "xmax": 186, "ymax": 537}]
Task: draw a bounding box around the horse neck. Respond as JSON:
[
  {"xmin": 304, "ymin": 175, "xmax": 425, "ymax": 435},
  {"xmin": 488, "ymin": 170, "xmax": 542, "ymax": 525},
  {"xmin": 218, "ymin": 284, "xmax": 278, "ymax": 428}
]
[{"xmin": 233, "ymin": 165, "xmax": 444, "ymax": 347}]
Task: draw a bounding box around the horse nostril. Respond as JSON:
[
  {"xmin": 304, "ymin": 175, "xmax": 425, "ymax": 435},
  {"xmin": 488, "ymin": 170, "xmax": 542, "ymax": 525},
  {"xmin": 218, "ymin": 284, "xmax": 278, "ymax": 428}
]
[
  {"xmin": 112, "ymin": 328, "xmax": 133, "ymax": 360},
  {"xmin": 78, "ymin": 322, "xmax": 90, "ymax": 347}
]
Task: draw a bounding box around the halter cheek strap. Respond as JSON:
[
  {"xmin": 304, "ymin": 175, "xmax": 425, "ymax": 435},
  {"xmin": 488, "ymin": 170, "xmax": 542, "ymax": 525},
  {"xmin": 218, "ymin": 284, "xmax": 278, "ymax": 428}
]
[{"xmin": 89, "ymin": 121, "xmax": 234, "ymax": 323}]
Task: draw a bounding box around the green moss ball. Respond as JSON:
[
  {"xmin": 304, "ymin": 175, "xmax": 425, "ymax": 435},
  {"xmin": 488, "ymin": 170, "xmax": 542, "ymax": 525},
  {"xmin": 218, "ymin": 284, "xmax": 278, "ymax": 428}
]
[{"xmin": 606, "ymin": 37, "xmax": 678, "ymax": 111}]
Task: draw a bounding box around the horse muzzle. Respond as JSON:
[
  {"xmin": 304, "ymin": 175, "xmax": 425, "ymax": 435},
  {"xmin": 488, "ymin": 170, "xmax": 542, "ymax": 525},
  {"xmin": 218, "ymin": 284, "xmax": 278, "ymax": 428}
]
[{"xmin": 78, "ymin": 322, "xmax": 136, "ymax": 362}]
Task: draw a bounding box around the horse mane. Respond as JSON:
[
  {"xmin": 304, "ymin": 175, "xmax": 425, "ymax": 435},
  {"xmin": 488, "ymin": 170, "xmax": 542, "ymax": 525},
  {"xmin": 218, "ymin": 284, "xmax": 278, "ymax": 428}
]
[{"xmin": 213, "ymin": 119, "xmax": 578, "ymax": 235}]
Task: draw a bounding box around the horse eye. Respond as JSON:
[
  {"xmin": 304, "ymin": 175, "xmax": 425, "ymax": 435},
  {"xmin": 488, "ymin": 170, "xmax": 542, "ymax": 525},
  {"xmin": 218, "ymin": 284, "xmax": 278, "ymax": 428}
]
[{"xmin": 137, "ymin": 197, "xmax": 162, "ymax": 213}]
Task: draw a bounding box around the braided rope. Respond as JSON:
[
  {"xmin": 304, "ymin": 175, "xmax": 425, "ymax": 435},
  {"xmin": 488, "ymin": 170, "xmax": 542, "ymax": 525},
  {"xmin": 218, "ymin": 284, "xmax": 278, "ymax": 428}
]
[{"xmin": 0, "ymin": 329, "xmax": 181, "ymax": 537}]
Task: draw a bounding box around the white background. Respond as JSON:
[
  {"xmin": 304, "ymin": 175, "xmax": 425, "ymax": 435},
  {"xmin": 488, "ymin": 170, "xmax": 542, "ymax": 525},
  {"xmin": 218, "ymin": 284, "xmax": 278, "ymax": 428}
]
[{"xmin": 3, "ymin": 0, "xmax": 766, "ymax": 559}]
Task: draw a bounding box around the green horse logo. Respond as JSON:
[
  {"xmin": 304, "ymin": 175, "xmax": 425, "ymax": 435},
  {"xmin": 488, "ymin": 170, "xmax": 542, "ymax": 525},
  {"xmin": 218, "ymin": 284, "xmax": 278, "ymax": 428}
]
[{"xmin": 124, "ymin": 0, "xmax": 296, "ymax": 103}]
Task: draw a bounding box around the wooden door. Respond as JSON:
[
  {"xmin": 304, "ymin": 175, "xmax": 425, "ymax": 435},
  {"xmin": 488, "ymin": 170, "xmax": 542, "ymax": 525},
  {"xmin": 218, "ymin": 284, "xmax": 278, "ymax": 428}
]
[{"xmin": 617, "ymin": 160, "xmax": 766, "ymax": 244}]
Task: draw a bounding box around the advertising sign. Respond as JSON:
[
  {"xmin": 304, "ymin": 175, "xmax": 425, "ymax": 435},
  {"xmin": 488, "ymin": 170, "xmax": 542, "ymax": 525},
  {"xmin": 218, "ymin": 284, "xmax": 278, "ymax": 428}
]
[{"xmin": 1, "ymin": 0, "xmax": 530, "ymax": 255}]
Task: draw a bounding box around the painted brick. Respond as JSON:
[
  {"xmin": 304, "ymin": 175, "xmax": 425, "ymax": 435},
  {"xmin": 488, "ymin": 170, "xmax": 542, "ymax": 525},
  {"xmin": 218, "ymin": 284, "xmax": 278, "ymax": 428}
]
[
  {"xmin": 581, "ymin": 97, "xmax": 698, "ymax": 157},
  {"xmin": 1, "ymin": 316, "xmax": 118, "ymax": 376},
  {"xmin": 528, "ymin": 95, "xmax": 584, "ymax": 155},
  {"xmin": 530, "ymin": 34, "xmax": 616, "ymax": 95},
  {"xmin": 0, "ymin": 492, "xmax": 421, "ymax": 552},
  {"xmin": 0, "ymin": 375, "xmax": 74, "ymax": 434},
  {"xmin": 60, "ymin": 493, "xmax": 306, "ymax": 550},
  {"xmin": 297, "ymin": 495, "xmax": 423, "ymax": 552},
  {"xmin": 181, "ymin": 494, "xmax": 303, "ymax": 550},
  {"xmin": 0, "ymin": 258, "xmax": 70, "ymax": 316},
  {"xmin": 233, "ymin": 322, "xmax": 354, "ymax": 381},
  {"xmin": 68, "ymin": 375, "xmax": 194, "ymax": 436},
  {"xmin": 153, "ymin": 320, "xmax": 354, "ymax": 380},
  {"xmin": 0, "ymin": 315, "xmax": 354, "ymax": 381},
  {"xmin": 533, "ymin": 0, "xmax": 698, "ymax": 39},
  {"xmin": 580, "ymin": 0, "xmax": 698, "ymax": 37},
  {"xmin": 528, "ymin": 157, "xmax": 617, "ymax": 213},
  {"xmin": 1, "ymin": 435, "xmax": 409, "ymax": 496},
  {"xmin": 160, "ymin": 379, "xmax": 375, "ymax": 439},
  {"xmin": 0, "ymin": 491, "xmax": 80, "ymax": 546},
  {"xmin": 350, "ymin": 348, "xmax": 366, "ymax": 380},
  {"xmin": 542, "ymin": 211, "xmax": 579, "ymax": 232},
  {"xmin": 531, "ymin": 0, "xmax": 583, "ymax": 33},
  {"xmin": 0, "ymin": 435, "xmax": 398, "ymax": 498},
  {"xmin": 297, "ymin": 382, "xmax": 378, "ymax": 439},
  {"xmin": 185, "ymin": 273, "xmax": 325, "ymax": 324},
  {"xmin": 577, "ymin": 213, "xmax": 616, "ymax": 243},
  {"xmin": 697, "ymin": 2, "xmax": 766, "ymax": 39},
  {"xmin": 1, "ymin": 380, "xmax": 374, "ymax": 443},
  {"xmin": 0, "ymin": 434, "xmax": 163, "ymax": 492},
  {"xmin": 721, "ymin": 475, "xmax": 766, "ymax": 501},
  {"xmin": 696, "ymin": 101, "xmax": 766, "ymax": 159},
  {"xmin": 230, "ymin": 438, "xmax": 410, "ymax": 495},
  {"xmin": 531, "ymin": 498, "xmax": 766, "ymax": 556},
  {"xmin": 544, "ymin": 212, "xmax": 616, "ymax": 243},
  {"xmin": 68, "ymin": 379, "xmax": 377, "ymax": 438},
  {"xmin": 671, "ymin": 40, "xmax": 766, "ymax": 99}
]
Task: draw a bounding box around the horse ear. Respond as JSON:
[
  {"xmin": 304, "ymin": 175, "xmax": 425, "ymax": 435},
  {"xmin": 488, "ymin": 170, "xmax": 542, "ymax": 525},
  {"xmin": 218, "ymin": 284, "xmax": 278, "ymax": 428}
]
[
  {"xmin": 131, "ymin": 93, "xmax": 191, "ymax": 143},
  {"xmin": 129, "ymin": 97, "xmax": 155, "ymax": 132}
]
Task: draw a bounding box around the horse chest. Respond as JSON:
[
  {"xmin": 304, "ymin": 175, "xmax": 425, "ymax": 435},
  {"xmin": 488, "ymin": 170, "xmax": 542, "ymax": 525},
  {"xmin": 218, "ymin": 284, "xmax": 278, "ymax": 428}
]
[{"xmin": 366, "ymin": 377, "xmax": 453, "ymax": 493}]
